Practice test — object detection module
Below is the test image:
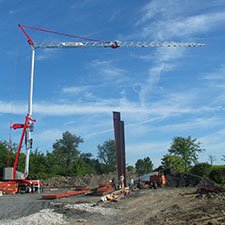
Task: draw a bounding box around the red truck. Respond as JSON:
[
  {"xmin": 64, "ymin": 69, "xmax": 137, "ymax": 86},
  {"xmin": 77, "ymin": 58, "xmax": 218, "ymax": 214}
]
[
  {"xmin": 135, "ymin": 171, "xmax": 166, "ymax": 189},
  {"xmin": 0, "ymin": 179, "xmax": 43, "ymax": 194}
]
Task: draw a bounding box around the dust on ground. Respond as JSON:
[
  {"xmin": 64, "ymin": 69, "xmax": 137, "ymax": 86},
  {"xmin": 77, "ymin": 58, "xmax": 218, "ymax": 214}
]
[{"xmin": 0, "ymin": 187, "xmax": 225, "ymax": 225}]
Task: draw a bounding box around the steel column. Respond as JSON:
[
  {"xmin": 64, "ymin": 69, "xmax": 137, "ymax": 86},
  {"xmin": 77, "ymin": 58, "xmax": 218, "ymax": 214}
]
[
  {"xmin": 120, "ymin": 120, "xmax": 126, "ymax": 186},
  {"xmin": 113, "ymin": 111, "xmax": 126, "ymax": 186}
]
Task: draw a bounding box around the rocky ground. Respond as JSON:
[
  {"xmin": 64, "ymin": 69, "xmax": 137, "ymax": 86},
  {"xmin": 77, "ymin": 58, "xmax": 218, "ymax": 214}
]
[{"xmin": 0, "ymin": 186, "xmax": 225, "ymax": 225}]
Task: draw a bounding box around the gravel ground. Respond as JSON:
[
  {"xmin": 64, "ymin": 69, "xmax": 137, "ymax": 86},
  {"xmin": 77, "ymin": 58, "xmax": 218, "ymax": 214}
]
[
  {"xmin": 0, "ymin": 209, "xmax": 66, "ymax": 225},
  {"xmin": 0, "ymin": 192, "xmax": 50, "ymax": 220}
]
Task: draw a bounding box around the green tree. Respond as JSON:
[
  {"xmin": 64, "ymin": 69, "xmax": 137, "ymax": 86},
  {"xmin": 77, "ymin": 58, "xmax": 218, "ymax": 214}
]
[
  {"xmin": 161, "ymin": 154, "xmax": 185, "ymax": 173},
  {"xmin": 0, "ymin": 141, "xmax": 8, "ymax": 178},
  {"xmin": 52, "ymin": 131, "xmax": 83, "ymax": 176},
  {"xmin": 97, "ymin": 139, "xmax": 116, "ymax": 173},
  {"xmin": 208, "ymin": 165, "xmax": 225, "ymax": 186},
  {"xmin": 16, "ymin": 152, "xmax": 26, "ymax": 173},
  {"xmin": 127, "ymin": 165, "xmax": 135, "ymax": 173},
  {"xmin": 73, "ymin": 159, "xmax": 92, "ymax": 176},
  {"xmin": 79, "ymin": 153, "xmax": 100, "ymax": 175},
  {"xmin": 168, "ymin": 136, "xmax": 205, "ymax": 172},
  {"xmin": 190, "ymin": 163, "xmax": 212, "ymax": 178},
  {"xmin": 29, "ymin": 149, "xmax": 48, "ymax": 179},
  {"xmin": 135, "ymin": 157, "xmax": 153, "ymax": 176},
  {"xmin": 0, "ymin": 139, "xmax": 28, "ymax": 175}
]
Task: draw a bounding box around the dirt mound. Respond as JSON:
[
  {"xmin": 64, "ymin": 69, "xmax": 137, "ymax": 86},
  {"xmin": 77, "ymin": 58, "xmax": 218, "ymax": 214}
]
[
  {"xmin": 164, "ymin": 169, "xmax": 216, "ymax": 187},
  {"xmin": 43, "ymin": 170, "xmax": 216, "ymax": 189},
  {"xmin": 43, "ymin": 173, "xmax": 116, "ymax": 188}
]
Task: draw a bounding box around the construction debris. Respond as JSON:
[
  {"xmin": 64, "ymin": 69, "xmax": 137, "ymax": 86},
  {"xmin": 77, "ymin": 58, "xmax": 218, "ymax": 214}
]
[
  {"xmin": 181, "ymin": 184, "xmax": 225, "ymax": 198},
  {"xmin": 196, "ymin": 184, "xmax": 225, "ymax": 195},
  {"xmin": 42, "ymin": 190, "xmax": 92, "ymax": 199},
  {"xmin": 100, "ymin": 190, "xmax": 122, "ymax": 203},
  {"xmin": 95, "ymin": 182, "xmax": 115, "ymax": 196}
]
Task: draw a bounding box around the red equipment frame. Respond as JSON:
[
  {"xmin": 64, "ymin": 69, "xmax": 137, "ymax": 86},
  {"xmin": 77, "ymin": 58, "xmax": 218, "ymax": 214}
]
[{"xmin": 11, "ymin": 114, "xmax": 36, "ymax": 179}]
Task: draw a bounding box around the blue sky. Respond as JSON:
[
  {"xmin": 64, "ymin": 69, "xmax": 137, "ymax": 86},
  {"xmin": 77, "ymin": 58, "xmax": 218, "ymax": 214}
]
[{"xmin": 1, "ymin": 0, "xmax": 225, "ymax": 167}]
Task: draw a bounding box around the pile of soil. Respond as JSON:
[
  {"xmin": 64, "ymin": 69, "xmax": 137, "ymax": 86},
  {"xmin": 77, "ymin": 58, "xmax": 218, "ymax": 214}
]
[
  {"xmin": 43, "ymin": 173, "xmax": 116, "ymax": 188},
  {"xmin": 164, "ymin": 169, "xmax": 216, "ymax": 187},
  {"xmin": 43, "ymin": 170, "xmax": 216, "ymax": 189}
]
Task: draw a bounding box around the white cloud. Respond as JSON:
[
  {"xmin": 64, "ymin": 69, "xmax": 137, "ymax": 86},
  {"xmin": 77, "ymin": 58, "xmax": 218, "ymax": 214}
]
[
  {"xmin": 71, "ymin": 0, "xmax": 99, "ymax": 10},
  {"xmin": 166, "ymin": 12, "xmax": 225, "ymax": 38},
  {"xmin": 32, "ymin": 102, "xmax": 149, "ymax": 115},
  {"xmin": 127, "ymin": 141, "xmax": 168, "ymax": 154},
  {"xmin": 0, "ymin": 101, "xmax": 26, "ymax": 114},
  {"xmin": 62, "ymin": 85, "xmax": 90, "ymax": 95},
  {"xmin": 84, "ymin": 127, "xmax": 113, "ymax": 138},
  {"xmin": 139, "ymin": 63, "xmax": 174, "ymax": 106},
  {"xmin": 136, "ymin": 0, "xmax": 177, "ymax": 25},
  {"xmin": 36, "ymin": 49, "xmax": 57, "ymax": 61},
  {"xmin": 157, "ymin": 117, "xmax": 223, "ymax": 133},
  {"xmin": 90, "ymin": 59, "xmax": 127, "ymax": 83},
  {"xmin": 200, "ymin": 65, "xmax": 225, "ymax": 105},
  {"xmin": 1, "ymin": 87, "xmax": 219, "ymax": 120},
  {"xmin": 203, "ymin": 65, "xmax": 225, "ymax": 81},
  {"xmin": 139, "ymin": 12, "xmax": 225, "ymax": 40},
  {"xmin": 136, "ymin": 0, "xmax": 225, "ymax": 40},
  {"xmin": 33, "ymin": 128, "xmax": 62, "ymax": 143},
  {"xmin": 155, "ymin": 47, "xmax": 186, "ymax": 63}
]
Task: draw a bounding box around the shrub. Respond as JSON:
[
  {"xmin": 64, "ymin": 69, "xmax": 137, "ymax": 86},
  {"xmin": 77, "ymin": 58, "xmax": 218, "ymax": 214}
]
[
  {"xmin": 190, "ymin": 163, "xmax": 212, "ymax": 178},
  {"xmin": 208, "ymin": 165, "xmax": 225, "ymax": 186}
]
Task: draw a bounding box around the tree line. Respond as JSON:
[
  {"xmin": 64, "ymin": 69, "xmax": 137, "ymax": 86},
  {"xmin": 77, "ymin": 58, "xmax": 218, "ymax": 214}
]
[
  {"xmin": 0, "ymin": 131, "xmax": 224, "ymax": 185},
  {"xmin": 0, "ymin": 131, "xmax": 117, "ymax": 179}
]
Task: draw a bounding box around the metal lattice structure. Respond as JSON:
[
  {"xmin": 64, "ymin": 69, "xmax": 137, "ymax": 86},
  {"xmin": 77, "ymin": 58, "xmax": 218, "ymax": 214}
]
[{"xmin": 34, "ymin": 40, "xmax": 205, "ymax": 49}]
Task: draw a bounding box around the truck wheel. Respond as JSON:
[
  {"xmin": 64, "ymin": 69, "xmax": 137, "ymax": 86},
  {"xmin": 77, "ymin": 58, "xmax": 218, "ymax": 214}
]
[
  {"xmin": 153, "ymin": 182, "xmax": 157, "ymax": 189},
  {"xmin": 26, "ymin": 186, "xmax": 32, "ymax": 193}
]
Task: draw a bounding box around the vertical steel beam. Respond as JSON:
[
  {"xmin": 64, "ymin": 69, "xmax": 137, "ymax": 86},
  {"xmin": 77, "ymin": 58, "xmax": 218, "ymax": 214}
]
[
  {"xmin": 113, "ymin": 111, "xmax": 126, "ymax": 186},
  {"xmin": 113, "ymin": 112, "xmax": 122, "ymax": 182},
  {"xmin": 120, "ymin": 120, "xmax": 126, "ymax": 186}
]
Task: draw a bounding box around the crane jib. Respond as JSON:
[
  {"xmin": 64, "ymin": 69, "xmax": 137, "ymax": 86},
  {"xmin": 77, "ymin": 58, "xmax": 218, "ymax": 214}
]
[{"xmin": 34, "ymin": 41, "xmax": 205, "ymax": 49}]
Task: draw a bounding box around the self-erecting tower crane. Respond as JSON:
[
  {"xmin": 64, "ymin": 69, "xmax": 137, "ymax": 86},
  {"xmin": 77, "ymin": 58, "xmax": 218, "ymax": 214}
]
[{"xmin": 11, "ymin": 24, "xmax": 205, "ymax": 182}]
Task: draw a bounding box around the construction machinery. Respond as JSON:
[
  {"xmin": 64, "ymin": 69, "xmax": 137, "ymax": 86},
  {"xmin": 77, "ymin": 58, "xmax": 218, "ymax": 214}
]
[
  {"xmin": 135, "ymin": 171, "xmax": 166, "ymax": 189},
  {"xmin": 0, "ymin": 115, "xmax": 43, "ymax": 194},
  {"xmin": 0, "ymin": 24, "xmax": 204, "ymax": 194}
]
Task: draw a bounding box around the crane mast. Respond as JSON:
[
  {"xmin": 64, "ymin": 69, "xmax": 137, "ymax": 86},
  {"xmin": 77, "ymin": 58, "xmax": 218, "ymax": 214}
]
[
  {"xmin": 24, "ymin": 46, "xmax": 35, "ymax": 178},
  {"xmin": 15, "ymin": 24, "xmax": 205, "ymax": 179}
]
